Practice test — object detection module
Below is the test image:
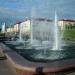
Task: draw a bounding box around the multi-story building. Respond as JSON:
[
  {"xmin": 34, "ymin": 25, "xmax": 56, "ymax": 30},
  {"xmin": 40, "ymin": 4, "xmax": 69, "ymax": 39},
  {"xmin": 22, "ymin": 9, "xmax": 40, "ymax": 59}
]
[
  {"xmin": 6, "ymin": 21, "xmax": 21, "ymax": 33},
  {"xmin": 6, "ymin": 27, "xmax": 14, "ymax": 33},
  {"xmin": 31, "ymin": 18, "xmax": 53, "ymax": 41},
  {"xmin": 13, "ymin": 23, "xmax": 19, "ymax": 33},
  {"xmin": 6, "ymin": 18, "xmax": 75, "ymax": 41},
  {"xmin": 12, "ymin": 18, "xmax": 53, "ymax": 41},
  {"xmin": 58, "ymin": 19, "xmax": 75, "ymax": 30},
  {"xmin": 20, "ymin": 19, "xmax": 31, "ymax": 36}
]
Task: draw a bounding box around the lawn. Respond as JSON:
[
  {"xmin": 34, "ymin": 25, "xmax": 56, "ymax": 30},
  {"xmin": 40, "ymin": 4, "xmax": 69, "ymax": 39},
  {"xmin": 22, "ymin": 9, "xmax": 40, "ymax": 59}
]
[{"xmin": 63, "ymin": 30, "xmax": 75, "ymax": 41}]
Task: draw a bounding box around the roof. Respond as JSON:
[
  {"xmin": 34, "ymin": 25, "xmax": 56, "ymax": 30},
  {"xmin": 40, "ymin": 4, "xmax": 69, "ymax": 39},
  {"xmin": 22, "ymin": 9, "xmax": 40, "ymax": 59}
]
[
  {"xmin": 14, "ymin": 18, "xmax": 53, "ymax": 24},
  {"xmin": 33, "ymin": 18, "xmax": 53, "ymax": 22},
  {"xmin": 15, "ymin": 21, "xmax": 21, "ymax": 24},
  {"xmin": 60, "ymin": 19, "xmax": 75, "ymax": 22}
]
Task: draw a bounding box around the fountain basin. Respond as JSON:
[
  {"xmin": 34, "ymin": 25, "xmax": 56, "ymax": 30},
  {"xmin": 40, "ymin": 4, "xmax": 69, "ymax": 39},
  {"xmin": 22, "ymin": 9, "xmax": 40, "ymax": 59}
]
[
  {"xmin": 1, "ymin": 43, "xmax": 75, "ymax": 75},
  {"xmin": 4, "ymin": 41, "xmax": 75, "ymax": 63}
]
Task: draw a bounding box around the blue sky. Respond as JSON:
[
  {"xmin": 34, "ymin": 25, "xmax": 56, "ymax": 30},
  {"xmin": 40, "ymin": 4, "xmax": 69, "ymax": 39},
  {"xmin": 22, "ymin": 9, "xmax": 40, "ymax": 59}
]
[{"xmin": 0, "ymin": 0, "xmax": 75, "ymax": 26}]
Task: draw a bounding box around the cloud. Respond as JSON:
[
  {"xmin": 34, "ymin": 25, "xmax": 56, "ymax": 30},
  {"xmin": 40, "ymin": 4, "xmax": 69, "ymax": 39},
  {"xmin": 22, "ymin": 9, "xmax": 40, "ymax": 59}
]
[
  {"xmin": 0, "ymin": 0, "xmax": 75, "ymax": 26},
  {"xmin": 0, "ymin": 7, "xmax": 29, "ymax": 17}
]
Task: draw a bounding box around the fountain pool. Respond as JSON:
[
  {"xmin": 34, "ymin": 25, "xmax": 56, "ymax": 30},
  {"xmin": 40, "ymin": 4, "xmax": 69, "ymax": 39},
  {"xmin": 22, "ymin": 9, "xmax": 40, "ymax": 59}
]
[{"xmin": 4, "ymin": 11, "xmax": 75, "ymax": 63}]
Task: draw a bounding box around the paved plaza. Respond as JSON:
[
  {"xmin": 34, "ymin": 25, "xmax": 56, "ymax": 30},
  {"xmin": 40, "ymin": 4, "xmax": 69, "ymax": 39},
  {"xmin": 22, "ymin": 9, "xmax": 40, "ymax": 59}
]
[{"xmin": 0, "ymin": 60, "xmax": 17, "ymax": 75}]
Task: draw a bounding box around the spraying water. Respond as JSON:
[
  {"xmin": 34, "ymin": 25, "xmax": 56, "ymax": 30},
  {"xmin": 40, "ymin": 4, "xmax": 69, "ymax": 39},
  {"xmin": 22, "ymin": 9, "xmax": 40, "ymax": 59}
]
[
  {"xmin": 19, "ymin": 23, "xmax": 23, "ymax": 42},
  {"xmin": 1, "ymin": 22, "xmax": 6, "ymax": 33},
  {"xmin": 30, "ymin": 7, "xmax": 36, "ymax": 45},
  {"xmin": 30, "ymin": 17, "xmax": 33, "ymax": 45},
  {"xmin": 52, "ymin": 11, "xmax": 59, "ymax": 50}
]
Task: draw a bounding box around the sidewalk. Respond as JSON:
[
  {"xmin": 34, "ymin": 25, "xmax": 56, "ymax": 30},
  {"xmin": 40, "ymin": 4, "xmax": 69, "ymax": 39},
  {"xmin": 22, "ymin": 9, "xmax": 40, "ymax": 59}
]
[
  {"xmin": 0, "ymin": 47, "xmax": 17, "ymax": 75},
  {"xmin": 0, "ymin": 48, "xmax": 5, "ymax": 58},
  {"xmin": 0, "ymin": 60, "xmax": 17, "ymax": 75}
]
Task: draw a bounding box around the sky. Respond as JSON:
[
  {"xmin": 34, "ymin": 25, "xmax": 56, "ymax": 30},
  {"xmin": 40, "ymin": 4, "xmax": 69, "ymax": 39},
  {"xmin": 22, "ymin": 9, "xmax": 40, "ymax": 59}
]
[{"xmin": 0, "ymin": 0, "xmax": 75, "ymax": 26}]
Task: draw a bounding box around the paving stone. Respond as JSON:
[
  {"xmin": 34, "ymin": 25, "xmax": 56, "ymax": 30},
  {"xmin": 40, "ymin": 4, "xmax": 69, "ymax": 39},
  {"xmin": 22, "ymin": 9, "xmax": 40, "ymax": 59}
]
[{"xmin": 0, "ymin": 60, "xmax": 17, "ymax": 75}]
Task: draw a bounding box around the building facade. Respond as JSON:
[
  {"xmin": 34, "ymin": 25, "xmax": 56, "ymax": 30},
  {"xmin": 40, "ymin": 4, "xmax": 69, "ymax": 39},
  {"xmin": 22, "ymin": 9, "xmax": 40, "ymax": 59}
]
[
  {"xmin": 13, "ymin": 23, "xmax": 19, "ymax": 33},
  {"xmin": 31, "ymin": 18, "xmax": 53, "ymax": 41},
  {"xmin": 20, "ymin": 19, "xmax": 30, "ymax": 35},
  {"xmin": 6, "ymin": 27, "xmax": 14, "ymax": 33},
  {"xmin": 58, "ymin": 19, "xmax": 75, "ymax": 30}
]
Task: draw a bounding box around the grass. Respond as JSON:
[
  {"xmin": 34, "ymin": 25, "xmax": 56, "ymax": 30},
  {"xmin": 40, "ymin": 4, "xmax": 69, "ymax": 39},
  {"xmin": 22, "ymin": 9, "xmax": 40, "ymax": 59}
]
[{"xmin": 63, "ymin": 30, "xmax": 75, "ymax": 41}]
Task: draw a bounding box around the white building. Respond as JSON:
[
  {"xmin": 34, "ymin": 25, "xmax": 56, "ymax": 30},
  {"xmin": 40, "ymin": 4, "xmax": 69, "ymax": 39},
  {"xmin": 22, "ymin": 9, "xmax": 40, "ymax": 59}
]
[
  {"xmin": 19, "ymin": 19, "xmax": 31, "ymax": 39},
  {"xmin": 58, "ymin": 19, "xmax": 75, "ymax": 30},
  {"xmin": 58, "ymin": 20, "xmax": 64, "ymax": 30},
  {"xmin": 13, "ymin": 23, "xmax": 19, "ymax": 33},
  {"xmin": 6, "ymin": 27, "xmax": 14, "ymax": 33},
  {"xmin": 17, "ymin": 18, "xmax": 54, "ymax": 42},
  {"xmin": 31, "ymin": 18, "xmax": 54, "ymax": 41}
]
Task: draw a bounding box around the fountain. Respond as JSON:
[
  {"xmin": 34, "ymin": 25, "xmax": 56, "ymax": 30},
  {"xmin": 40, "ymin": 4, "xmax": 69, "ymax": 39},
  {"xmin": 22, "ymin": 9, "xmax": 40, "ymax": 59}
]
[
  {"xmin": 18, "ymin": 23, "xmax": 23, "ymax": 42},
  {"xmin": 30, "ymin": 8, "xmax": 53, "ymax": 50},
  {"xmin": 25, "ymin": 10, "xmax": 74, "ymax": 61},
  {"xmin": 5, "ymin": 22, "xmax": 25, "ymax": 46},
  {"xmin": 1, "ymin": 22, "xmax": 6, "ymax": 33},
  {"xmin": 52, "ymin": 11, "xmax": 61, "ymax": 50},
  {"xmin": 3, "ymin": 7, "xmax": 75, "ymax": 75},
  {"xmin": 30, "ymin": 7, "xmax": 41, "ymax": 47},
  {"xmin": 4, "ymin": 9, "xmax": 75, "ymax": 62},
  {"xmin": 11, "ymin": 23, "xmax": 31, "ymax": 49}
]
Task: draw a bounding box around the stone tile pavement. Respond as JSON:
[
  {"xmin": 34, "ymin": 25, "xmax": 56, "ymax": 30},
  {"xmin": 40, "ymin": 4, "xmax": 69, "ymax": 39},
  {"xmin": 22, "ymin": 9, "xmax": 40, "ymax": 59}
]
[{"xmin": 0, "ymin": 60, "xmax": 17, "ymax": 75}]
